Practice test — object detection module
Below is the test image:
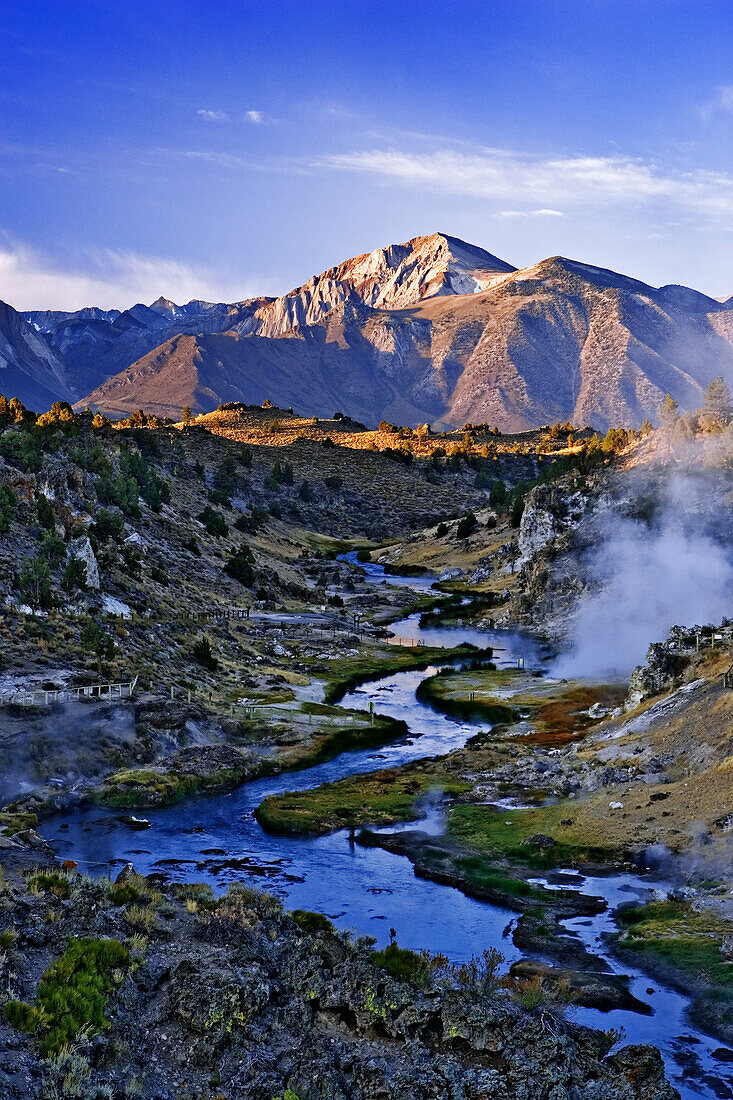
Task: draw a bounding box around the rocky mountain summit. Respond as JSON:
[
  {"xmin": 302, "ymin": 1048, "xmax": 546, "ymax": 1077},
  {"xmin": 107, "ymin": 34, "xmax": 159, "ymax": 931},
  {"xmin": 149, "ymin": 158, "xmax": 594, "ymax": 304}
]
[
  {"xmin": 239, "ymin": 232, "xmax": 516, "ymax": 337},
  {"xmin": 5, "ymin": 232, "xmax": 733, "ymax": 428}
]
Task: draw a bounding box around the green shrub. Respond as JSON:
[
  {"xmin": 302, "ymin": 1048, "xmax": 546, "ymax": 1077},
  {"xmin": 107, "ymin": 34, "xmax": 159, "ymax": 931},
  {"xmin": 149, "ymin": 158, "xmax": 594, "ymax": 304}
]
[
  {"xmin": 198, "ymin": 505, "xmax": 228, "ymax": 537},
  {"xmin": 224, "ymin": 546, "xmax": 255, "ymax": 586},
  {"xmin": 18, "ymin": 557, "xmax": 55, "ymax": 611},
  {"xmin": 110, "ymin": 883, "xmax": 140, "ymax": 905},
  {"xmin": 235, "ymin": 505, "xmax": 268, "ymax": 534},
  {"xmin": 35, "ymin": 494, "xmax": 55, "ymax": 531},
  {"xmin": 120, "ymin": 451, "xmax": 168, "ymax": 511},
  {"xmin": 270, "ymin": 460, "xmax": 294, "ymax": 486},
  {"xmin": 80, "ymin": 623, "xmax": 114, "ymax": 669},
  {"xmin": 4, "ymin": 936, "xmax": 129, "ymax": 1055},
  {"xmin": 489, "ymin": 480, "xmax": 509, "ymax": 509},
  {"xmin": 91, "ymin": 508, "xmax": 125, "ymax": 543},
  {"xmin": 150, "ymin": 565, "xmax": 169, "ymax": 586},
  {"xmin": 27, "ymin": 871, "xmax": 72, "ymax": 899},
  {"xmin": 510, "ymin": 495, "xmax": 525, "ymax": 528},
  {"xmin": 208, "ymin": 488, "xmax": 231, "ymax": 508},
  {"xmin": 192, "ymin": 636, "xmax": 218, "ymax": 670},
  {"xmin": 456, "ymin": 512, "xmax": 478, "ymax": 539},
  {"xmin": 371, "ymin": 942, "xmax": 429, "ymax": 986},
  {"xmin": 0, "ymin": 429, "xmax": 43, "ymax": 472},
  {"xmin": 213, "ymin": 456, "xmax": 237, "ymax": 494},
  {"xmin": 291, "ymin": 909, "xmax": 335, "ymax": 935},
  {"xmin": 62, "ymin": 555, "xmax": 87, "ymax": 593},
  {"xmin": 40, "ymin": 532, "xmax": 65, "ymax": 567}
]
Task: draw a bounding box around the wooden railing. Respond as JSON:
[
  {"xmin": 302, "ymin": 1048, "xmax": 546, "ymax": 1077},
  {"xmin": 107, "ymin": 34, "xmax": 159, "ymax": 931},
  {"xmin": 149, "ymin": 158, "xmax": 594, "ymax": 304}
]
[{"xmin": 0, "ymin": 675, "xmax": 139, "ymax": 708}]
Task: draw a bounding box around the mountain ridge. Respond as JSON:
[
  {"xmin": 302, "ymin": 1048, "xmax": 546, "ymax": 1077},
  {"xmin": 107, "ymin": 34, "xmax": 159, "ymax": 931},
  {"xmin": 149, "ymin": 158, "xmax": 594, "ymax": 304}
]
[{"xmin": 4, "ymin": 232, "xmax": 733, "ymax": 429}]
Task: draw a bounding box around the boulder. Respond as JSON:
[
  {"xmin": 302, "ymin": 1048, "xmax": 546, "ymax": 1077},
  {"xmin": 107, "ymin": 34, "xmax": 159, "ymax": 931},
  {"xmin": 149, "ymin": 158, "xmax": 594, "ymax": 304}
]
[
  {"xmin": 521, "ymin": 832, "xmax": 556, "ymax": 849},
  {"xmin": 439, "ymin": 567, "xmax": 464, "ymax": 581}
]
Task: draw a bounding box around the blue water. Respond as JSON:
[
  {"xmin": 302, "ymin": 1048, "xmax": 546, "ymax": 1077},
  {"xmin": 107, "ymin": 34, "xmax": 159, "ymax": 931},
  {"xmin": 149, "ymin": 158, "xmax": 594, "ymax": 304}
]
[{"xmin": 42, "ymin": 556, "xmax": 733, "ymax": 1098}]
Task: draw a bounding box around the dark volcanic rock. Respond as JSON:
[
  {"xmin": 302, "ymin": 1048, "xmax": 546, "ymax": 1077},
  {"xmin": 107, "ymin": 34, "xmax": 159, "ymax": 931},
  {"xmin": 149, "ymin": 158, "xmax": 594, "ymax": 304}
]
[{"xmin": 0, "ymin": 853, "xmax": 679, "ymax": 1099}]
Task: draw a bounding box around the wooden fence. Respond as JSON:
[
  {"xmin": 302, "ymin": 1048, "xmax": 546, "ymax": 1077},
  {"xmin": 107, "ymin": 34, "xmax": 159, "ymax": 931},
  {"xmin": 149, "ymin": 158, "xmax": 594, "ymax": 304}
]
[
  {"xmin": 242, "ymin": 704, "xmax": 369, "ymax": 725},
  {"xmin": 0, "ymin": 676, "xmax": 139, "ymax": 709}
]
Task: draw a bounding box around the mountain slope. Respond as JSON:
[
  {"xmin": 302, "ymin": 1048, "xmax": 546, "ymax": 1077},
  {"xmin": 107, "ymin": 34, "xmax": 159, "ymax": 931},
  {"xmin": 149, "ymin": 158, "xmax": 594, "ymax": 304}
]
[
  {"xmin": 0, "ymin": 300, "xmax": 73, "ymax": 409},
  {"xmin": 78, "ymin": 248, "xmax": 733, "ymax": 430},
  {"xmin": 25, "ymin": 233, "xmax": 512, "ymax": 394},
  {"xmin": 77, "ymin": 301, "xmax": 437, "ymax": 424},
  {"xmin": 411, "ymin": 256, "xmax": 733, "ymax": 429}
]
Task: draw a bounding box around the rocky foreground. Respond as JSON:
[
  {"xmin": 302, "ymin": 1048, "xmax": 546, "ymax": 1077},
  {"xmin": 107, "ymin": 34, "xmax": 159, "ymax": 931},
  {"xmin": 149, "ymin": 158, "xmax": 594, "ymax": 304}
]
[{"xmin": 0, "ymin": 849, "xmax": 678, "ymax": 1100}]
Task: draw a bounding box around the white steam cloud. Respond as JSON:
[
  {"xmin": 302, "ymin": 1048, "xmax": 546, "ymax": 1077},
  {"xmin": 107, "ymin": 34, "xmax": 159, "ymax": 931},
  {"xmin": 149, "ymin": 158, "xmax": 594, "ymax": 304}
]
[{"xmin": 554, "ymin": 469, "xmax": 733, "ymax": 679}]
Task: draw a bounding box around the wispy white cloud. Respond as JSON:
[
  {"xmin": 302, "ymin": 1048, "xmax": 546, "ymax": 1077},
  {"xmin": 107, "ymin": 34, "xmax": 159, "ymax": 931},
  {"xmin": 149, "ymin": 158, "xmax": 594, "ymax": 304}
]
[
  {"xmin": 497, "ymin": 208, "xmax": 566, "ymax": 219},
  {"xmin": 198, "ymin": 109, "xmax": 229, "ymax": 122},
  {"xmin": 317, "ymin": 147, "xmax": 733, "ymax": 220},
  {"xmin": 0, "ymin": 240, "xmax": 267, "ymax": 311},
  {"xmin": 197, "ymin": 108, "xmax": 272, "ymax": 125}
]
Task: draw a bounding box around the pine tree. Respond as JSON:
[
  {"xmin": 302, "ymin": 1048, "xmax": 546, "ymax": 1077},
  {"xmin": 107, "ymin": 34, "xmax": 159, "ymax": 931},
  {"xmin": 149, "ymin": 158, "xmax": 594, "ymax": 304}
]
[
  {"xmin": 700, "ymin": 376, "xmax": 732, "ymax": 432},
  {"xmin": 660, "ymin": 393, "xmax": 679, "ymax": 430},
  {"xmin": 18, "ymin": 558, "xmax": 55, "ymax": 612}
]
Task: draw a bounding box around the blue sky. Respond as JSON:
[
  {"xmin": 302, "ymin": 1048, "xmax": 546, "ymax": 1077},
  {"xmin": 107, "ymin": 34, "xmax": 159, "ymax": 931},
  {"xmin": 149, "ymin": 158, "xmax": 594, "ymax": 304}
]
[{"xmin": 3, "ymin": 0, "xmax": 733, "ymax": 308}]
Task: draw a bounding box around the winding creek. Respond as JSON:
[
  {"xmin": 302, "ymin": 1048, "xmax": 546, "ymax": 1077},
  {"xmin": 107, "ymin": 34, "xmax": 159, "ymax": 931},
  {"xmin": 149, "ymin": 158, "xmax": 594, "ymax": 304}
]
[{"xmin": 43, "ymin": 554, "xmax": 733, "ymax": 1099}]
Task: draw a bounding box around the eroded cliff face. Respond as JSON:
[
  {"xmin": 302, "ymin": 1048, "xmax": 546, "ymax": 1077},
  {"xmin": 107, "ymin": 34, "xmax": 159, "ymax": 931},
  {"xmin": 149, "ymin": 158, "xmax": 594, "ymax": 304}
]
[{"xmin": 243, "ymin": 233, "xmax": 516, "ymax": 338}]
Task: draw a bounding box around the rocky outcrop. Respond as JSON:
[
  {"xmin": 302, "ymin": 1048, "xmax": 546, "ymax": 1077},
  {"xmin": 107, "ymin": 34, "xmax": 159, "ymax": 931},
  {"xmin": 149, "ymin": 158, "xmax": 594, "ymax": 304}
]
[
  {"xmin": 626, "ymin": 641, "xmax": 691, "ymax": 708},
  {"xmin": 66, "ymin": 534, "xmax": 100, "ymax": 589},
  {"xmin": 518, "ymin": 484, "xmax": 585, "ymax": 563}
]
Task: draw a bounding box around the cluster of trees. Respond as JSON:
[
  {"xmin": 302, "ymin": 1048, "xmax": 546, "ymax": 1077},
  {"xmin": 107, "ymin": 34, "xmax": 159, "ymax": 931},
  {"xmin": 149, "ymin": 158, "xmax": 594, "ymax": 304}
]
[
  {"xmin": 660, "ymin": 377, "xmax": 732, "ymax": 439},
  {"xmin": 96, "ymin": 447, "xmax": 169, "ymax": 515},
  {"xmin": 265, "ymin": 460, "xmax": 294, "ymax": 490},
  {"xmin": 35, "ymin": 401, "xmax": 75, "ymax": 429},
  {"xmin": 0, "ymin": 394, "xmax": 34, "ymax": 427}
]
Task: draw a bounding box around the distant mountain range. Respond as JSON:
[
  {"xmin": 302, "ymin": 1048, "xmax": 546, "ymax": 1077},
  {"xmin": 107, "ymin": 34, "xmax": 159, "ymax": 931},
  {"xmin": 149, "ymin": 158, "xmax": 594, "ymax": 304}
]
[{"xmin": 4, "ymin": 232, "xmax": 733, "ymax": 430}]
